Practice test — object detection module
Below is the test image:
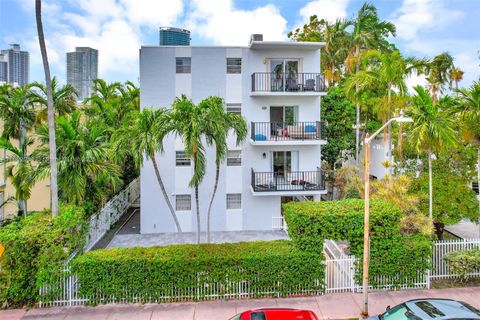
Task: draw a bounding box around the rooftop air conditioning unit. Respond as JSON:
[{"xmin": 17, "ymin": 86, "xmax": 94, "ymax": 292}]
[{"xmin": 250, "ymin": 34, "xmax": 263, "ymax": 42}]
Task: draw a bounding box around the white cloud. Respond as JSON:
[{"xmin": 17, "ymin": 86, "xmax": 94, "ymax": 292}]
[
  {"xmin": 186, "ymin": 0, "xmax": 288, "ymax": 45},
  {"xmin": 299, "ymin": 0, "xmax": 350, "ymax": 23},
  {"xmin": 391, "ymin": 0, "xmax": 463, "ymax": 41},
  {"xmin": 21, "ymin": 0, "xmax": 184, "ymax": 83}
]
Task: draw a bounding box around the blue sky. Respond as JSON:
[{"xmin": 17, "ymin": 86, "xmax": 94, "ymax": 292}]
[{"xmin": 1, "ymin": 0, "xmax": 479, "ymax": 88}]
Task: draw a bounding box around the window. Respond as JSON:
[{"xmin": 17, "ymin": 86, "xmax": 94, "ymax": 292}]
[
  {"xmin": 226, "ymin": 58, "xmax": 242, "ymax": 74},
  {"xmin": 227, "ymin": 150, "xmax": 241, "ymax": 166},
  {"xmin": 176, "ymin": 194, "xmax": 191, "ymax": 211},
  {"xmin": 227, "ymin": 194, "xmax": 241, "ymax": 209},
  {"xmin": 176, "ymin": 57, "xmax": 191, "ymax": 73},
  {"xmin": 176, "ymin": 151, "xmax": 191, "ymax": 166},
  {"xmin": 472, "ymin": 182, "xmax": 479, "ymax": 195},
  {"xmin": 250, "ymin": 312, "xmax": 266, "ymax": 320},
  {"xmin": 226, "ymin": 103, "xmax": 241, "ymax": 115}
]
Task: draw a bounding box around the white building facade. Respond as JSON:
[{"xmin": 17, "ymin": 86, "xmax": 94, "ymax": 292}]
[{"xmin": 139, "ymin": 36, "xmax": 327, "ymax": 233}]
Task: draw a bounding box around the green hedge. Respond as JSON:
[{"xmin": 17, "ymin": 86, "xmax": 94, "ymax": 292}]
[
  {"xmin": 445, "ymin": 249, "xmax": 480, "ymax": 282},
  {"xmin": 283, "ymin": 199, "xmax": 432, "ymax": 287},
  {"xmin": 71, "ymin": 240, "xmax": 323, "ymax": 304},
  {"xmin": 0, "ymin": 206, "xmax": 86, "ymax": 307}
]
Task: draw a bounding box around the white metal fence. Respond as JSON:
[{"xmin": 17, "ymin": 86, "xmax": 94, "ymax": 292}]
[
  {"xmin": 38, "ymin": 238, "xmax": 480, "ymax": 307},
  {"xmin": 84, "ymin": 177, "xmax": 140, "ymax": 251},
  {"xmin": 272, "ymin": 216, "xmax": 288, "ymax": 231},
  {"xmin": 431, "ymin": 238, "xmax": 480, "ymax": 279}
]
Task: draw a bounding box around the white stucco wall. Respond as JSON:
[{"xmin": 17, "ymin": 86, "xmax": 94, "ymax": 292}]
[{"xmin": 139, "ymin": 42, "xmax": 325, "ymax": 234}]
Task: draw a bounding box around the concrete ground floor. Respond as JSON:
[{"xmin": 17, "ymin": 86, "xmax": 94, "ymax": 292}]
[
  {"xmin": 2, "ymin": 287, "xmax": 479, "ymax": 320},
  {"xmin": 103, "ymin": 208, "xmax": 289, "ymax": 248}
]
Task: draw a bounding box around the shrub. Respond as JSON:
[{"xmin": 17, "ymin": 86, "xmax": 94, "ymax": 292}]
[
  {"xmin": 0, "ymin": 205, "xmax": 86, "ymax": 307},
  {"xmin": 445, "ymin": 249, "xmax": 480, "ymax": 282},
  {"xmin": 283, "ymin": 199, "xmax": 432, "ymax": 287},
  {"xmin": 71, "ymin": 240, "xmax": 323, "ymax": 304}
]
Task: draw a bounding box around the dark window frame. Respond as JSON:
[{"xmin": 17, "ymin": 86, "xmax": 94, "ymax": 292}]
[
  {"xmin": 227, "ymin": 58, "xmax": 242, "ymax": 74},
  {"xmin": 176, "ymin": 57, "xmax": 191, "ymax": 73}
]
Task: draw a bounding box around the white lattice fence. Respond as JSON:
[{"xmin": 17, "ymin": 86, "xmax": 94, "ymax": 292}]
[
  {"xmin": 431, "ymin": 239, "xmax": 480, "ymax": 279},
  {"xmin": 84, "ymin": 177, "xmax": 140, "ymax": 251}
]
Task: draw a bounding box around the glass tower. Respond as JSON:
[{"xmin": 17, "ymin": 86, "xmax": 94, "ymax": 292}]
[
  {"xmin": 0, "ymin": 44, "xmax": 29, "ymax": 87},
  {"xmin": 159, "ymin": 27, "xmax": 191, "ymax": 46},
  {"xmin": 66, "ymin": 47, "xmax": 98, "ymax": 100}
]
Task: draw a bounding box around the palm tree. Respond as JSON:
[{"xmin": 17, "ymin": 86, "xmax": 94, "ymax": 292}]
[
  {"xmin": 450, "ymin": 66, "xmax": 464, "ymax": 92},
  {"xmin": 32, "ymin": 77, "xmax": 78, "ymax": 120},
  {"xmin": 34, "ymin": 111, "xmax": 121, "ymax": 205},
  {"xmin": 170, "ymin": 95, "xmax": 211, "ymax": 244},
  {"xmin": 345, "ymin": 2, "xmax": 396, "ymax": 165},
  {"xmin": 203, "ymin": 97, "xmax": 247, "ymax": 243},
  {"xmin": 427, "ymin": 53, "xmax": 454, "ymax": 103},
  {"xmin": 35, "ymin": 0, "xmax": 59, "ymax": 216},
  {"xmin": 345, "ymin": 50, "xmax": 428, "ymax": 163},
  {"xmin": 0, "ymin": 85, "xmax": 37, "ymax": 214},
  {"xmin": 455, "ymin": 81, "xmax": 480, "ymax": 213},
  {"xmin": 0, "ymin": 137, "xmax": 36, "ymax": 215},
  {"xmin": 112, "ymin": 108, "xmax": 182, "ymax": 232},
  {"xmin": 406, "ymin": 86, "xmax": 457, "ymax": 223}
]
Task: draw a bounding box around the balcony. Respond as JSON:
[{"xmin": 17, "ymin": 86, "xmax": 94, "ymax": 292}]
[
  {"xmin": 251, "ymin": 168, "xmax": 325, "ymax": 195},
  {"xmin": 251, "ymin": 121, "xmax": 326, "ymax": 145},
  {"xmin": 251, "ymin": 72, "xmax": 326, "ymax": 96}
]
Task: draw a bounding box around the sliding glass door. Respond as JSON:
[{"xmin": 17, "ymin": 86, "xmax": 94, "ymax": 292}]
[{"xmin": 269, "ymin": 59, "xmax": 299, "ymax": 91}]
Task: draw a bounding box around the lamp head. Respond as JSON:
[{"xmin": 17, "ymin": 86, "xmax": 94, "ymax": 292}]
[{"xmin": 394, "ymin": 110, "xmax": 413, "ymax": 123}]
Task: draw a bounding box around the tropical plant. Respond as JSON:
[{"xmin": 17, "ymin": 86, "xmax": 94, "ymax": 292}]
[
  {"xmin": 345, "ymin": 50, "xmax": 428, "ymax": 162},
  {"xmin": 455, "ymin": 81, "xmax": 480, "ymax": 210},
  {"xmin": 170, "ymin": 95, "xmax": 211, "ymax": 243},
  {"xmin": 346, "ymin": 2, "xmax": 396, "ymax": 164},
  {"xmin": 410, "ymin": 170, "xmax": 478, "ymax": 239},
  {"xmin": 0, "ymin": 84, "xmax": 37, "ymax": 213},
  {"xmin": 371, "ymin": 174, "xmax": 419, "ymax": 215},
  {"xmin": 405, "ymin": 86, "xmax": 458, "ymax": 220},
  {"xmin": 34, "ymin": 111, "xmax": 121, "ymax": 205},
  {"xmin": 112, "ymin": 108, "xmax": 182, "ymax": 231},
  {"xmin": 203, "ymin": 97, "xmax": 247, "ymax": 243},
  {"xmin": 32, "ymin": 77, "xmax": 78, "ymax": 120},
  {"xmin": 426, "ymin": 52, "xmax": 454, "ymax": 103},
  {"xmin": 289, "ymin": 16, "xmax": 351, "ymax": 86},
  {"xmin": 35, "ymin": 0, "xmax": 59, "ymax": 216},
  {"xmin": 0, "ymin": 137, "xmax": 37, "ymax": 215},
  {"xmin": 450, "ymin": 66, "xmax": 464, "ymax": 92}
]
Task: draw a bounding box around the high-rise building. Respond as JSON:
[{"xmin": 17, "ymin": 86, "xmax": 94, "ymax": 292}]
[
  {"xmin": 0, "ymin": 44, "xmax": 29, "ymax": 87},
  {"xmin": 159, "ymin": 27, "xmax": 191, "ymax": 46},
  {"xmin": 66, "ymin": 47, "xmax": 98, "ymax": 100},
  {"xmin": 0, "ymin": 53, "xmax": 7, "ymax": 84}
]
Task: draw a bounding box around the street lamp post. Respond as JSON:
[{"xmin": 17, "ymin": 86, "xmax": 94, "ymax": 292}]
[{"xmin": 361, "ymin": 110, "xmax": 413, "ymax": 318}]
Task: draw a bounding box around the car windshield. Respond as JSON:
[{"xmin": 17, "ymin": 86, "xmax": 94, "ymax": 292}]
[
  {"xmin": 382, "ymin": 304, "xmax": 422, "ymax": 320},
  {"xmin": 251, "ymin": 312, "xmax": 266, "ymax": 320}
]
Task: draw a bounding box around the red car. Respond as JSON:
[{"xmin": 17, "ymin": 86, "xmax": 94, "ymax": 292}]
[{"xmin": 229, "ymin": 308, "xmax": 319, "ymax": 320}]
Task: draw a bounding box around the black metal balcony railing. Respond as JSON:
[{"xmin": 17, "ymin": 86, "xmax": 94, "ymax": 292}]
[
  {"xmin": 251, "ymin": 121, "xmax": 325, "ymax": 142},
  {"xmin": 251, "ymin": 168, "xmax": 325, "ymax": 192},
  {"xmin": 251, "ymin": 72, "xmax": 326, "ymax": 92}
]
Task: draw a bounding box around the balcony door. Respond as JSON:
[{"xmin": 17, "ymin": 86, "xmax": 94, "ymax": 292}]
[
  {"xmin": 272, "ymin": 151, "xmax": 298, "ymax": 176},
  {"xmin": 270, "ymin": 106, "xmax": 298, "ymax": 138},
  {"xmin": 269, "ymin": 59, "xmax": 299, "ymax": 91}
]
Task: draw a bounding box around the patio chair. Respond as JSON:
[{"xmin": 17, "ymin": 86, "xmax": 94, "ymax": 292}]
[{"xmin": 304, "ymin": 79, "xmax": 316, "ymax": 91}]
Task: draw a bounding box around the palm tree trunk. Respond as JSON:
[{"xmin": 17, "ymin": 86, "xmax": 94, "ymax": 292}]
[
  {"xmin": 387, "ymin": 87, "xmax": 393, "ymax": 175},
  {"xmin": 195, "ymin": 185, "xmax": 200, "ymax": 244},
  {"xmin": 150, "ymin": 154, "xmax": 182, "ymax": 232},
  {"xmin": 206, "ymin": 162, "xmax": 220, "ymax": 243},
  {"xmin": 428, "ymin": 150, "xmax": 433, "ymax": 220},
  {"xmin": 35, "ymin": 0, "xmax": 59, "ymax": 217},
  {"xmin": 17, "ymin": 121, "xmax": 26, "ymax": 215},
  {"xmin": 355, "ymin": 46, "xmax": 361, "ymax": 166}
]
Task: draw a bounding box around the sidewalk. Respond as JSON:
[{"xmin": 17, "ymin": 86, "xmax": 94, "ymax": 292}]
[{"xmin": 1, "ymin": 287, "xmax": 479, "ymax": 320}]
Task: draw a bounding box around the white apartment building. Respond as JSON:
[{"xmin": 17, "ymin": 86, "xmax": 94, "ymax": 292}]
[{"xmin": 139, "ymin": 35, "xmax": 327, "ymax": 233}]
